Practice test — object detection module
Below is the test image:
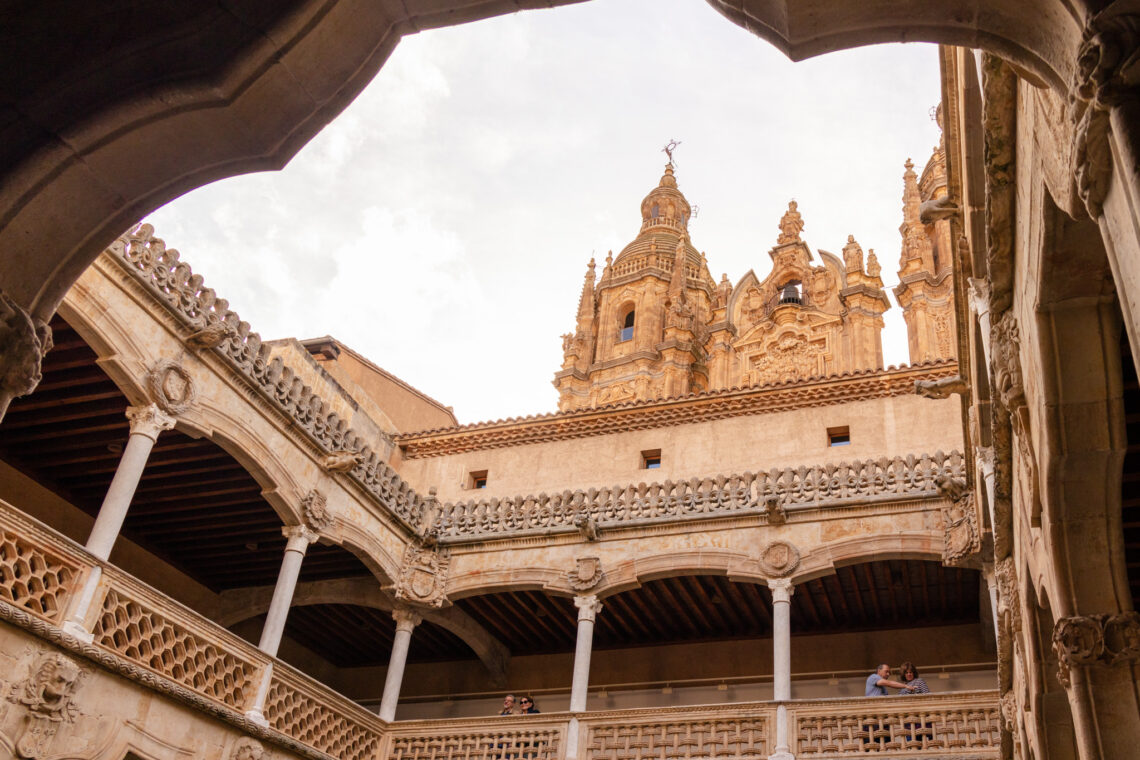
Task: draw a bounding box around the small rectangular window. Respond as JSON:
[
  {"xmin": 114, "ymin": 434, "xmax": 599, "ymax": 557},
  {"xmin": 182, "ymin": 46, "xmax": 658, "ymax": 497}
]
[
  {"xmin": 468, "ymin": 470, "xmax": 488, "ymax": 489},
  {"xmin": 827, "ymin": 426, "xmax": 851, "ymax": 447},
  {"xmin": 619, "ymin": 326, "xmax": 634, "ymax": 342},
  {"xmin": 641, "ymin": 449, "xmax": 662, "ymax": 469}
]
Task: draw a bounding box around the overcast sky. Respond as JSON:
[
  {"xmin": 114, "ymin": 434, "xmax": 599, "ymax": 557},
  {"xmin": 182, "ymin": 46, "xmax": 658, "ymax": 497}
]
[{"xmin": 145, "ymin": 0, "xmax": 943, "ymax": 426}]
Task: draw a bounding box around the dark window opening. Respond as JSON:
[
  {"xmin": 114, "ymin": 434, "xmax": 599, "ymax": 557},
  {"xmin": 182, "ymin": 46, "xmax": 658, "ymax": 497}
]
[
  {"xmin": 620, "ymin": 309, "xmax": 635, "ymax": 342},
  {"xmin": 469, "ymin": 470, "xmax": 488, "ymax": 489},
  {"xmin": 827, "ymin": 426, "xmax": 851, "ymax": 447},
  {"xmin": 641, "ymin": 449, "xmax": 662, "ymax": 469}
]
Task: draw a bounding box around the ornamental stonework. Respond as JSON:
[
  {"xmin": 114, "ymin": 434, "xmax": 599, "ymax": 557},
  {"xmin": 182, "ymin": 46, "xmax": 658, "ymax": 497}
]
[
  {"xmin": 394, "ymin": 537, "xmax": 451, "ymax": 608},
  {"xmin": 147, "ymin": 359, "xmax": 196, "ymax": 415},
  {"xmin": 6, "ymin": 651, "xmax": 86, "ymax": 759},
  {"xmin": 568, "ymin": 557, "xmax": 604, "ymax": 591},
  {"xmin": 758, "ymin": 540, "xmax": 800, "ymax": 578}
]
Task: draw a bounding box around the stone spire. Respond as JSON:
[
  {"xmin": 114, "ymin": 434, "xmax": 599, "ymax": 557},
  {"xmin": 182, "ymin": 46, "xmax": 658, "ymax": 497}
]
[
  {"xmin": 577, "ymin": 258, "xmax": 596, "ymax": 322},
  {"xmin": 899, "ymin": 158, "xmax": 931, "ymax": 267}
]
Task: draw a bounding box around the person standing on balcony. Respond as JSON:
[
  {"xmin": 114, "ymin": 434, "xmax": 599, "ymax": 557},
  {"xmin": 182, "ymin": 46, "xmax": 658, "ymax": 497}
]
[
  {"xmin": 520, "ymin": 696, "xmax": 540, "ymax": 714},
  {"xmin": 898, "ymin": 662, "xmax": 930, "ymax": 694},
  {"xmin": 499, "ymin": 694, "xmax": 519, "ymax": 715},
  {"xmin": 865, "ymin": 663, "xmax": 908, "ymax": 696}
]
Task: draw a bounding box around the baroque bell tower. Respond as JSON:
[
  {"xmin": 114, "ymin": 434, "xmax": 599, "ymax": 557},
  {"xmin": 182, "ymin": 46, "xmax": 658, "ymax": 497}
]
[{"xmin": 554, "ymin": 163, "xmax": 717, "ymax": 411}]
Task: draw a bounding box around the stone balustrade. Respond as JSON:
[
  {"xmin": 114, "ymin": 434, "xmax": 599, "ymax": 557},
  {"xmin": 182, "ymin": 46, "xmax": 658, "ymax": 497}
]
[
  {"xmin": 384, "ymin": 692, "xmax": 1000, "ymax": 759},
  {"xmin": 0, "ymin": 499, "xmax": 384, "ymax": 760},
  {"xmin": 0, "ymin": 495, "xmax": 998, "ymax": 759},
  {"xmin": 432, "ymin": 451, "xmax": 965, "ymax": 542}
]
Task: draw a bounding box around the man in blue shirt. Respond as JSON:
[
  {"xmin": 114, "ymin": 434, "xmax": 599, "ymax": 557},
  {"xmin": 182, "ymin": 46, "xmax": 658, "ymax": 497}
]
[{"xmin": 865, "ymin": 663, "xmax": 908, "ymax": 696}]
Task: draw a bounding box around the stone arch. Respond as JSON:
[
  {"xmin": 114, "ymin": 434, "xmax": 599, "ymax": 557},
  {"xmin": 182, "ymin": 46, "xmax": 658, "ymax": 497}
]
[{"xmin": 0, "ymin": 0, "xmax": 1084, "ymax": 343}]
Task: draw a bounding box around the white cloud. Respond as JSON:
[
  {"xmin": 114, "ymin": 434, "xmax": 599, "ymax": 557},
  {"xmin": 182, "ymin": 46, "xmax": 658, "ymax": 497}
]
[{"xmin": 145, "ymin": 0, "xmax": 943, "ymax": 424}]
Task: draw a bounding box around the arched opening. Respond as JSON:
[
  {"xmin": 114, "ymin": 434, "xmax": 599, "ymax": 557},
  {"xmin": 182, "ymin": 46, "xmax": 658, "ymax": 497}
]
[
  {"xmin": 619, "ymin": 308, "xmax": 635, "ymax": 342},
  {"xmin": 778, "ymin": 280, "xmax": 803, "ymax": 306}
]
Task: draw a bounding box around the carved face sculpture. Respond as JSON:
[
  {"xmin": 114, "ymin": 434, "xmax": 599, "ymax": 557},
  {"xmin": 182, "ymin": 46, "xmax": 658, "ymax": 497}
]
[
  {"xmin": 992, "ymin": 316, "xmax": 1025, "ymax": 409},
  {"xmin": 36, "ymin": 655, "xmax": 80, "ymax": 706}
]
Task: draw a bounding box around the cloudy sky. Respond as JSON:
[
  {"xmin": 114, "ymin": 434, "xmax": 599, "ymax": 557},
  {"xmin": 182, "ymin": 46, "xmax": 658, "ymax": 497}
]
[{"xmin": 145, "ymin": 0, "xmax": 943, "ymax": 426}]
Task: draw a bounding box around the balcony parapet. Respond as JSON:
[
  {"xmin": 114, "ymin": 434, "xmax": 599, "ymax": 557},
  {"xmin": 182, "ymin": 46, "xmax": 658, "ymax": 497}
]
[
  {"xmin": 106, "ymin": 224, "xmax": 431, "ymax": 535},
  {"xmin": 432, "ymin": 451, "xmax": 964, "ymax": 543},
  {"xmin": 0, "ymin": 498, "xmax": 384, "ymax": 760},
  {"xmin": 384, "ymin": 691, "xmax": 1000, "ymax": 759}
]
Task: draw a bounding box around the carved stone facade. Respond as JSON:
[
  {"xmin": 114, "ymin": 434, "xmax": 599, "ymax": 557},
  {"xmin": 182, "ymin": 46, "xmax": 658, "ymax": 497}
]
[
  {"xmin": 5, "ymin": 651, "xmax": 85, "ymax": 759},
  {"xmin": 553, "ymin": 165, "xmax": 893, "ymax": 411}
]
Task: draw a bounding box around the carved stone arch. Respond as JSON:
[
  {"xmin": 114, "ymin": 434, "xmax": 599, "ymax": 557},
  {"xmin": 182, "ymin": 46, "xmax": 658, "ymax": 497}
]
[
  {"xmin": 447, "ymin": 567, "xmax": 566, "ymax": 601},
  {"xmin": 726, "ymin": 269, "xmax": 761, "ymax": 329},
  {"xmin": 790, "ymin": 533, "xmax": 946, "ymax": 584},
  {"xmin": 333, "ymin": 522, "xmax": 402, "ymax": 588},
  {"xmin": 1021, "ymin": 581, "xmax": 1078, "ymax": 759},
  {"xmin": 590, "ymin": 549, "xmax": 768, "ymax": 599}
]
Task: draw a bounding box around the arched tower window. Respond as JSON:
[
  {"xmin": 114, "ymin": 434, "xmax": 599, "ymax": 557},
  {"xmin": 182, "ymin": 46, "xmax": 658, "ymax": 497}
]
[
  {"xmin": 620, "ymin": 309, "xmax": 635, "ymax": 342},
  {"xmin": 779, "ymin": 280, "xmax": 803, "ymax": 305}
]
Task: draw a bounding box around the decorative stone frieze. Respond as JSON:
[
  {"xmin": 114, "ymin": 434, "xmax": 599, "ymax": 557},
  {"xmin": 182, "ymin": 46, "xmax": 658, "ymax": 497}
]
[
  {"xmin": 147, "ymin": 359, "xmax": 196, "ymax": 415},
  {"xmin": 300, "ymin": 490, "xmax": 332, "ymax": 533},
  {"xmin": 394, "ymin": 537, "xmax": 451, "ymax": 608},
  {"xmin": 1052, "ymin": 612, "xmax": 1140, "ymax": 687},
  {"xmin": 0, "ymin": 290, "xmax": 53, "ymax": 402},
  {"xmin": 980, "ymin": 53, "xmax": 1016, "ymax": 316},
  {"xmin": 568, "ymin": 557, "xmax": 604, "ymax": 591},
  {"xmin": 6, "ymin": 651, "xmax": 86, "ymax": 759},
  {"xmin": 758, "ymin": 541, "xmax": 800, "ymax": 578},
  {"xmin": 432, "ymin": 451, "xmax": 965, "ymax": 541},
  {"xmin": 125, "ymin": 403, "xmax": 177, "ymax": 441},
  {"xmin": 400, "ymin": 362, "xmax": 959, "ymax": 458},
  {"xmin": 936, "ymin": 474, "xmax": 980, "ymax": 566}
]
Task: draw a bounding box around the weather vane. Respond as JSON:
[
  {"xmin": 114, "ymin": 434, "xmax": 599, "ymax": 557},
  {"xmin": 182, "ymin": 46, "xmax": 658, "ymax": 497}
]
[{"xmin": 662, "ymin": 139, "xmax": 682, "ymax": 167}]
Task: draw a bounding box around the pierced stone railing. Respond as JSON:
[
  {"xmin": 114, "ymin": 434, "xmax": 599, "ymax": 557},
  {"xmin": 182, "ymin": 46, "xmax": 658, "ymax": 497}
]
[
  {"xmin": 790, "ymin": 694, "xmax": 1001, "ymax": 756},
  {"xmin": 432, "ymin": 451, "xmax": 964, "ymax": 541},
  {"xmin": 110, "ymin": 224, "xmax": 429, "ymax": 532},
  {"xmin": 385, "ymin": 692, "xmax": 1000, "ymax": 760},
  {"xmin": 0, "ymin": 500, "xmax": 384, "ymax": 760}
]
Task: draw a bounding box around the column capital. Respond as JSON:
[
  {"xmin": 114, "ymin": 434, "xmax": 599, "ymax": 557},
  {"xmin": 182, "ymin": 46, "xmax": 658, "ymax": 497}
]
[
  {"xmin": 125, "ymin": 403, "xmax": 176, "ymax": 441},
  {"xmin": 767, "ymin": 577, "xmax": 794, "ymax": 602},
  {"xmin": 574, "ymin": 594, "xmax": 603, "ymax": 622},
  {"xmin": 392, "ymin": 607, "xmax": 423, "ymax": 632},
  {"xmin": 282, "ymin": 524, "xmax": 320, "ymax": 551}
]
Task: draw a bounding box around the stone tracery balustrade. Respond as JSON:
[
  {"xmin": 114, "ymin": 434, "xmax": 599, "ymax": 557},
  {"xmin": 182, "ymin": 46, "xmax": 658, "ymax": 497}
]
[
  {"xmin": 0, "ymin": 499, "xmax": 383, "ymax": 760},
  {"xmin": 109, "ymin": 225, "xmax": 429, "ymax": 532},
  {"xmin": 384, "ymin": 693, "xmax": 999, "ymax": 760},
  {"xmin": 432, "ymin": 451, "xmax": 964, "ymax": 541}
]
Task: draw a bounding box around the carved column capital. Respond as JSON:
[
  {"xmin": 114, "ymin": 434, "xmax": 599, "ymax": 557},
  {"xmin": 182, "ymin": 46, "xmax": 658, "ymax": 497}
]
[
  {"xmin": 392, "ymin": 607, "xmax": 423, "ymax": 633},
  {"xmin": 767, "ymin": 577, "xmax": 794, "ymax": 602},
  {"xmin": 282, "ymin": 524, "xmax": 320, "ymax": 551},
  {"xmin": 574, "ymin": 594, "xmax": 603, "ymax": 622},
  {"xmin": 0, "ymin": 290, "xmax": 53, "ymax": 400},
  {"xmin": 125, "ymin": 403, "xmax": 176, "ymax": 441}
]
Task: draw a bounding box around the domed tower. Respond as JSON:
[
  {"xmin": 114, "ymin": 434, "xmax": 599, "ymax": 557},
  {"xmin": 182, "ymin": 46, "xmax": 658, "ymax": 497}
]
[{"xmin": 554, "ymin": 164, "xmax": 717, "ymax": 411}]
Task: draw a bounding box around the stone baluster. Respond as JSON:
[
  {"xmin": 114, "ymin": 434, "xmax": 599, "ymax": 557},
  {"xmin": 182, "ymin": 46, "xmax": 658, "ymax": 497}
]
[
  {"xmin": 378, "ymin": 607, "xmax": 423, "ymax": 722},
  {"xmin": 62, "ymin": 403, "xmax": 176, "ymax": 641},
  {"xmin": 245, "ymin": 524, "xmax": 320, "ymax": 726},
  {"xmin": 768, "ymin": 578, "xmax": 795, "ymax": 760}
]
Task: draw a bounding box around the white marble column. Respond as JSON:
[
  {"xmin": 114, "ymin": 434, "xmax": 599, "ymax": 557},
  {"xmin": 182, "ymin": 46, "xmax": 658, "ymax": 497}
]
[
  {"xmin": 378, "ymin": 607, "xmax": 422, "ymax": 722},
  {"xmin": 245, "ymin": 524, "xmax": 319, "ymax": 725},
  {"xmin": 570, "ymin": 594, "xmax": 603, "ymax": 713},
  {"xmin": 87, "ymin": 404, "xmax": 176, "ymax": 559},
  {"xmin": 62, "ymin": 404, "xmax": 175, "ymax": 641},
  {"xmin": 768, "ymin": 578, "xmax": 795, "ymax": 760}
]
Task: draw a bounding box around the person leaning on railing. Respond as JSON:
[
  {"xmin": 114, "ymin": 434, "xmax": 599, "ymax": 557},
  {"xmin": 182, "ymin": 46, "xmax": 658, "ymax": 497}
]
[
  {"xmin": 898, "ymin": 662, "xmax": 930, "ymax": 695},
  {"xmin": 865, "ymin": 663, "xmax": 909, "ymax": 696}
]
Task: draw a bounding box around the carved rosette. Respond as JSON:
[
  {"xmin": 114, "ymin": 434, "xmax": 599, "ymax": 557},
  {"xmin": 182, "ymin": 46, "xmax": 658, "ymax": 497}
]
[
  {"xmin": 394, "ymin": 538, "xmax": 451, "ymax": 608},
  {"xmin": 568, "ymin": 557, "xmax": 604, "ymax": 591},
  {"xmin": 7, "ymin": 651, "xmax": 86, "ymax": 759},
  {"xmin": 147, "ymin": 359, "xmax": 196, "ymax": 415},
  {"xmin": 230, "ymin": 737, "xmax": 266, "ymax": 760},
  {"xmin": 301, "ymin": 489, "xmax": 332, "ymax": 533},
  {"xmin": 0, "ymin": 290, "xmax": 53, "ymax": 401},
  {"xmin": 758, "ymin": 540, "xmax": 800, "ymax": 578},
  {"xmin": 1103, "ymin": 611, "xmax": 1140, "ymax": 665}
]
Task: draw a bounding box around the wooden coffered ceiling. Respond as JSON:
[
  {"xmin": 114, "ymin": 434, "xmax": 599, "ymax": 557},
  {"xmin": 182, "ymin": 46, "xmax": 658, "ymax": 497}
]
[{"xmin": 0, "ymin": 316, "xmax": 372, "ymax": 593}]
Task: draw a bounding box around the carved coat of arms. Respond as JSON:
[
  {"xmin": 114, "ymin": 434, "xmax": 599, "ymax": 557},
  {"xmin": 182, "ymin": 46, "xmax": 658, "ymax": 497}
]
[
  {"xmin": 394, "ymin": 539, "xmax": 451, "ymax": 608},
  {"xmin": 568, "ymin": 557, "xmax": 604, "ymax": 591}
]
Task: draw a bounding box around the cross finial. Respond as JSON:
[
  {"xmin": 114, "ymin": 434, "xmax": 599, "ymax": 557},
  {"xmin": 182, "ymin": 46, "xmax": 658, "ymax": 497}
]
[{"xmin": 662, "ymin": 139, "xmax": 681, "ymax": 166}]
